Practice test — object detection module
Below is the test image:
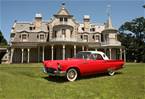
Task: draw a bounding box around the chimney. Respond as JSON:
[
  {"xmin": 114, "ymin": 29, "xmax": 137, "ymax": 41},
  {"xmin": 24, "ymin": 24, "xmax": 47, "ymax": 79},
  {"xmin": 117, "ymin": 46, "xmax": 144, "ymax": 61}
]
[
  {"xmin": 34, "ymin": 13, "xmax": 42, "ymax": 29},
  {"xmin": 83, "ymin": 15, "xmax": 90, "ymax": 32}
]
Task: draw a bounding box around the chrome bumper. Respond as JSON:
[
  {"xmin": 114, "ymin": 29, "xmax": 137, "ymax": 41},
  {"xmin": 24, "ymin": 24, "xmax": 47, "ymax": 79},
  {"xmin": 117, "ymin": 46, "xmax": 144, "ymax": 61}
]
[{"xmin": 42, "ymin": 67, "xmax": 66, "ymax": 77}]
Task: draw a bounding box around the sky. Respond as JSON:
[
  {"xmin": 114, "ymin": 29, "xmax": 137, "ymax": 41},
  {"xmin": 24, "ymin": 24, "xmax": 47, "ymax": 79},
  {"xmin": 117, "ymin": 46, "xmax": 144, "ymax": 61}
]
[{"xmin": 0, "ymin": 0, "xmax": 145, "ymax": 42}]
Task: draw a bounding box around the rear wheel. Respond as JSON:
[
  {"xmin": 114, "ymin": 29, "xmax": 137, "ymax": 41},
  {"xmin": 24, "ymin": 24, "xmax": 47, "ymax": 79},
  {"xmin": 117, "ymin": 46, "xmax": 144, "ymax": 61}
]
[
  {"xmin": 108, "ymin": 69, "xmax": 115, "ymax": 76},
  {"xmin": 66, "ymin": 68, "xmax": 78, "ymax": 82}
]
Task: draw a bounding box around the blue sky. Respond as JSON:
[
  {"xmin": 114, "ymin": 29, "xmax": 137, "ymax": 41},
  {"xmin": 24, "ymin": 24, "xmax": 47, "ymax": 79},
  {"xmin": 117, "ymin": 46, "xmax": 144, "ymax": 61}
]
[{"xmin": 0, "ymin": 0, "xmax": 144, "ymax": 41}]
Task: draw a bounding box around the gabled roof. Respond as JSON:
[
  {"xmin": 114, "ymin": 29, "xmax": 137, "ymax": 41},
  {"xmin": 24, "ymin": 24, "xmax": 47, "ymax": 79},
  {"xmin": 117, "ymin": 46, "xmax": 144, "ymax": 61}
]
[{"xmin": 54, "ymin": 3, "xmax": 73, "ymax": 17}]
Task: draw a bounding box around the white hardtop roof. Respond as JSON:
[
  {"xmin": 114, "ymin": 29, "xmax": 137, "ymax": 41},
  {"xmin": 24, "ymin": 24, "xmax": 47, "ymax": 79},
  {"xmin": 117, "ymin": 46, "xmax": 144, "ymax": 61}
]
[{"xmin": 80, "ymin": 51, "xmax": 105, "ymax": 55}]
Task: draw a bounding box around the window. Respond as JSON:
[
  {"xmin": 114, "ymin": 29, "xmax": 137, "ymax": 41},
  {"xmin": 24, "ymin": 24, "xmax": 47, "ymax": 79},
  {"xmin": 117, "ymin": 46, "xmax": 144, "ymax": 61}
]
[
  {"xmin": 82, "ymin": 27, "xmax": 84, "ymax": 31},
  {"xmin": 84, "ymin": 35, "xmax": 88, "ymax": 42},
  {"xmin": 21, "ymin": 33, "xmax": 28, "ymax": 41},
  {"xmin": 60, "ymin": 18, "xmax": 63, "ymax": 22},
  {"xmin": 90, "ymin": 28, "xmax": 95, "ymax": 32},
  {"xmin": 71, "ymin": 31, "xmax": 73, "ymax": 37},
  {"xmin": 80, "ymin": 35, "xmax": 83, "ymax": 39},
  {"xmin": 10, "ymin": 33, "xmax": 15, "ymax": 38},
  {"xmin": 101, "ymin": 34, "xmax": 104, "ymax": 42},
  {"xmin": 64, "ymin": 18, "xmax": 68, "ymax": 22},
  {"xmin": 40, "ymin": 34, "xmax": 45, "ymax": 40},
  {"xmin": 54, "ymin": 31, "xmax": 57, "ymax": 38},
  {"xmin": 92, "ymin": 35, "xmax": 95, "ymax": 40},
  {"xmin": 30, "ymin": 27, "xmax": 32, "ymax": 30},
  {"xmin": 96, "ymin": 35, "xmax": 100, "ymax": 42},
  {"xmin": 96, "ymin": 54, "xmax": 103, "ymax": 60},
  {"xmin": 29, "ymin": 27, "xmax": 35, "ymax": 30},
  {"xmin": 62, "ymin": 29, "xmax": 66, "ymax": 37}
]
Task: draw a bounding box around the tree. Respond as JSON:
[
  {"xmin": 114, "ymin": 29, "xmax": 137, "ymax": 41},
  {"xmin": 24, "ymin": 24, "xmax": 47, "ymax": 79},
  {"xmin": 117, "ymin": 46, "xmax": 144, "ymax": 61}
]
[
  {"xmin": 143, "ymin": 5, "xmax": 145, "ymax": 8},
  {"xmin": 119, "ymin": 17, "xmax": 145, "ymax": 62},
  {"xmin": 0, "ymin": 30, "xmax": 7, "ymax": 46}
]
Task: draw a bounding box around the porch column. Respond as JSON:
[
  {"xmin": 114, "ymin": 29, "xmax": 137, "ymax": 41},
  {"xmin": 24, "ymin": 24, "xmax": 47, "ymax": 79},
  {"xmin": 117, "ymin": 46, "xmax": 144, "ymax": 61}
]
[
  {"xmin": 120, "ymin": 48, "xmax": 122, "ymax": 60},
  {"xmin": 82, "ymin": 46, "xmax": 84, "ymax": 51},
  {"xmin": 124, "ymin": 49, "xmax": 126, "ymax": 62},
  {"xmin": 27, "ymin": 48, "xmax": 30, "ymax": 63},
  {"xmin": 38, "ymin": 47, "xmax": 40, "ymax": 62},
  {"xmin": 42, "ymin": 46, "xmax": 45, "ymax": 61},
  {"xmin": 21, "ymin": 48, "xmax": 24, "ymax": 63},
  {"xmin": 109, "ymin": 48, "xmax": 112, "ymax": 59},
  {"xmin": 10, "ymin": 48, "xmax": 14, "ymax": 63},
  {"xmin": 62, "ymin": 45, "xmax": 65, "ymax": 60},
  {"xmin": 51, "ymin": 45, "xmax": 54, "ymax": 60},
  {"xmin": 74, "ymin": 45, "xmax": 76, "ymax": 57},
  {"xmin": 95, "ymin": 48, "xmax": 98, "ymax": 51}
]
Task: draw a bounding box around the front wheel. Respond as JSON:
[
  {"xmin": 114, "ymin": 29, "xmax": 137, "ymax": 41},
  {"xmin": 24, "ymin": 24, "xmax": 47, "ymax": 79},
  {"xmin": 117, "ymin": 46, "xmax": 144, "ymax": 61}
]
[
  {"xmin": 108, "ymin": 69, "xmax": 115, "ymax": 76},
  {"xmin": 66, "ymin": 68, "xmax": 78, "ymax": 82}
]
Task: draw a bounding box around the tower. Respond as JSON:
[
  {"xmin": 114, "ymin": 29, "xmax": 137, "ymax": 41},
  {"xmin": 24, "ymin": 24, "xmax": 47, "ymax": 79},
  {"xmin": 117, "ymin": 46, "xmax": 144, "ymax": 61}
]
[{"xmin": 102, "ymin": 4, "xmax": 119, "ymax": 46}]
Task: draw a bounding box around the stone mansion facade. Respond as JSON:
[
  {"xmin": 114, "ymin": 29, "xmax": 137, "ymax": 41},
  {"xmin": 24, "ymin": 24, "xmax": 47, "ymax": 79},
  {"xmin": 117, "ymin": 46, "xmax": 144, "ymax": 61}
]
[{"xmin": 3, "ymin": 4, "xmax": 126, "ymax": 63}]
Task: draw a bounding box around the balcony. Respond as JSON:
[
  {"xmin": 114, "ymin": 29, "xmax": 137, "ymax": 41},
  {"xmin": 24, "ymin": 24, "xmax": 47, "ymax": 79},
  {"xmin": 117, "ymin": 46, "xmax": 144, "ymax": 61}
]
[
  {"xmin": 50, "ymin": 37, "xmax": 77, "ymax": 42},
  {"xmin": 53, "ymin": 22, "xmax": 72, "ymax": 27},
  {"xmin": 101, "ymin": 41, "xmax": 121, "ymax": 46}
]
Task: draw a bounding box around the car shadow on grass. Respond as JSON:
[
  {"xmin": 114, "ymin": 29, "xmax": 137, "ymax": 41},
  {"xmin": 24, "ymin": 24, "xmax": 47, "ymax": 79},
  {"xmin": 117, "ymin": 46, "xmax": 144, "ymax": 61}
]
[
  {"xmin": 42, "ymin": 72, "xmax": 123, "ymax": 83},
  {"xmin": 43, "ymin": 76, "xmax": 68, "ymax": 83},
  {"xmin": 78, "ymin": 72, "xmax": 123, "ymax": 81}
]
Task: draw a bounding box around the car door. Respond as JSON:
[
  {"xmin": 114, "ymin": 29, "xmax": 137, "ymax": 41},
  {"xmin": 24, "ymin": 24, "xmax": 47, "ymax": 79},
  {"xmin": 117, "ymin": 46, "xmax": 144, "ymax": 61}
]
[
  {"xmin": 79, "ymin": 54, "xmax": 105, "ymax": 75},
  {"xmin": 90, "ymin": 54, "xmax": 108, "ymax": 73}
]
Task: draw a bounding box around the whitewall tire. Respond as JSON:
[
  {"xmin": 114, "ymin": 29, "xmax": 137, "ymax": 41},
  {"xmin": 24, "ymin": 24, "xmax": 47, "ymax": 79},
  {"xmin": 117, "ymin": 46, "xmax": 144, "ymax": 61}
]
[
  {"xmin": 108, "ymin": 69, "xmax": 115, "ymax": 76},
  {"xmin": 66, "ymin": 68, "xmax": 78, "ymax": 82}
]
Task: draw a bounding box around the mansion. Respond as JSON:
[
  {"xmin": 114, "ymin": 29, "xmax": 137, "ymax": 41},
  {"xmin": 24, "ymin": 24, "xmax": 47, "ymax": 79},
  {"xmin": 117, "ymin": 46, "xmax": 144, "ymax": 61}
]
[{"xmin": 2, "ymin": 4, "xmax": 126, "ymax": 63}]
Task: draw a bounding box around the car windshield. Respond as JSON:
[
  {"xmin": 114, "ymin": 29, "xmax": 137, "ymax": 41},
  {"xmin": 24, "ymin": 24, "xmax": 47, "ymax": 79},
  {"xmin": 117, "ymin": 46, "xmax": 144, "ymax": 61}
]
[
  {"xmin": 74, "ymin": 52, "xmax": 105, "ymax": 60},
  {"xmin": 75, "ymin": 52, "xmax": 91, "ymax": 59}
]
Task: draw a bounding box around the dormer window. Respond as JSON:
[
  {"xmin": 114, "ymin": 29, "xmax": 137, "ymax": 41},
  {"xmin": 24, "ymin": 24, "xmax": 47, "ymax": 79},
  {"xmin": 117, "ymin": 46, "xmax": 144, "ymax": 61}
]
[
  {"xmin": 90, "ymin": 28, "xmax": 95, "ymax": 32},
  {"xmin": 29, "ymin": 27, "xmax": 35, "ymax": 30},
  {"xmin": 40, "ymin": 34, "xmax": 45, "ymax": 40},
  {"xmin": 38, "ymin": 33, "xmax": 45, "ymax": 42},
  {"xmin": 21, "ymin": 33, "xmax": 28, "ymax": 42}
]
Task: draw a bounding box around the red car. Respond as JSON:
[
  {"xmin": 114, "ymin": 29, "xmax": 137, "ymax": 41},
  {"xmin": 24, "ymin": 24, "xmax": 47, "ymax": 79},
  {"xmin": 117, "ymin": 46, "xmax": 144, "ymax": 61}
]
[{"xmin": 43, "ymin": 51, "xmax": 124, "ymax": 81}]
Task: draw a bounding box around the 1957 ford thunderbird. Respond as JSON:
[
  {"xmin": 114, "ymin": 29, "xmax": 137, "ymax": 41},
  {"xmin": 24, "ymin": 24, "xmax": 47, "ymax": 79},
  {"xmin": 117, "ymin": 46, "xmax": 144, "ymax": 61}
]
[{"xmin": 43, "ymin": 51, "xmax": 124, "ymax": 81}]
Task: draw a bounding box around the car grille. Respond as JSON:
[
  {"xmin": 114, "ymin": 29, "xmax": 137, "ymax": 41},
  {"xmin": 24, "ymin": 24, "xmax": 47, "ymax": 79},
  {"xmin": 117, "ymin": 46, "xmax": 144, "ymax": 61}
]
[{"xmin": 46, "ymin": 67, "xmax": 57, "ymax": 74}]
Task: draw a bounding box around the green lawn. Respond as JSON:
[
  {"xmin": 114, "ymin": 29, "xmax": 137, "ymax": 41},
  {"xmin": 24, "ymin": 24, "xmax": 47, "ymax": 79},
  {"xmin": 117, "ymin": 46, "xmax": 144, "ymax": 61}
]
[{"xmin": 0, "ymin": 63, "xmax": 145, "ymax": 99}]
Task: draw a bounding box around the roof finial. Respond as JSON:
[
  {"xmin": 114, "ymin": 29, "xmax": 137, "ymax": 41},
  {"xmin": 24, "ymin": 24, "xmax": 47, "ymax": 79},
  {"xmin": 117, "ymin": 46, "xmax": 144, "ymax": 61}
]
[
  {"xmin": 107, "ymin": 4, "xmax": 111, "ymax": 17},
  {"xmin": 61, "ymin": 2, "xmax": 65, "ymax": 9},
  {"xmin": 106, "ymin": 4, "xmax": 114, "ymax": 29}
]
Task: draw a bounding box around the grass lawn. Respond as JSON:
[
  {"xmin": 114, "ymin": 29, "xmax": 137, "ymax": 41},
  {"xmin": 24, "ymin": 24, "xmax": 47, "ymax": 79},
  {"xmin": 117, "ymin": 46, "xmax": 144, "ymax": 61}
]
[{"xmin": 0, "ymin": 63, "xmax": 145, "ymax": 99}]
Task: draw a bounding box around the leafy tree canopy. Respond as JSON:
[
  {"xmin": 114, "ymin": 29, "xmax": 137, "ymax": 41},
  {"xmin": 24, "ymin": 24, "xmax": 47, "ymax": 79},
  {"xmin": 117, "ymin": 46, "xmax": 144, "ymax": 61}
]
[
  {"xmin": 118, "ymin": 17, "xmax": 145, "ymax": 62},
  {"xmin": 0, "ymin": 30, "xmax": 7, "ymax": 46}
]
